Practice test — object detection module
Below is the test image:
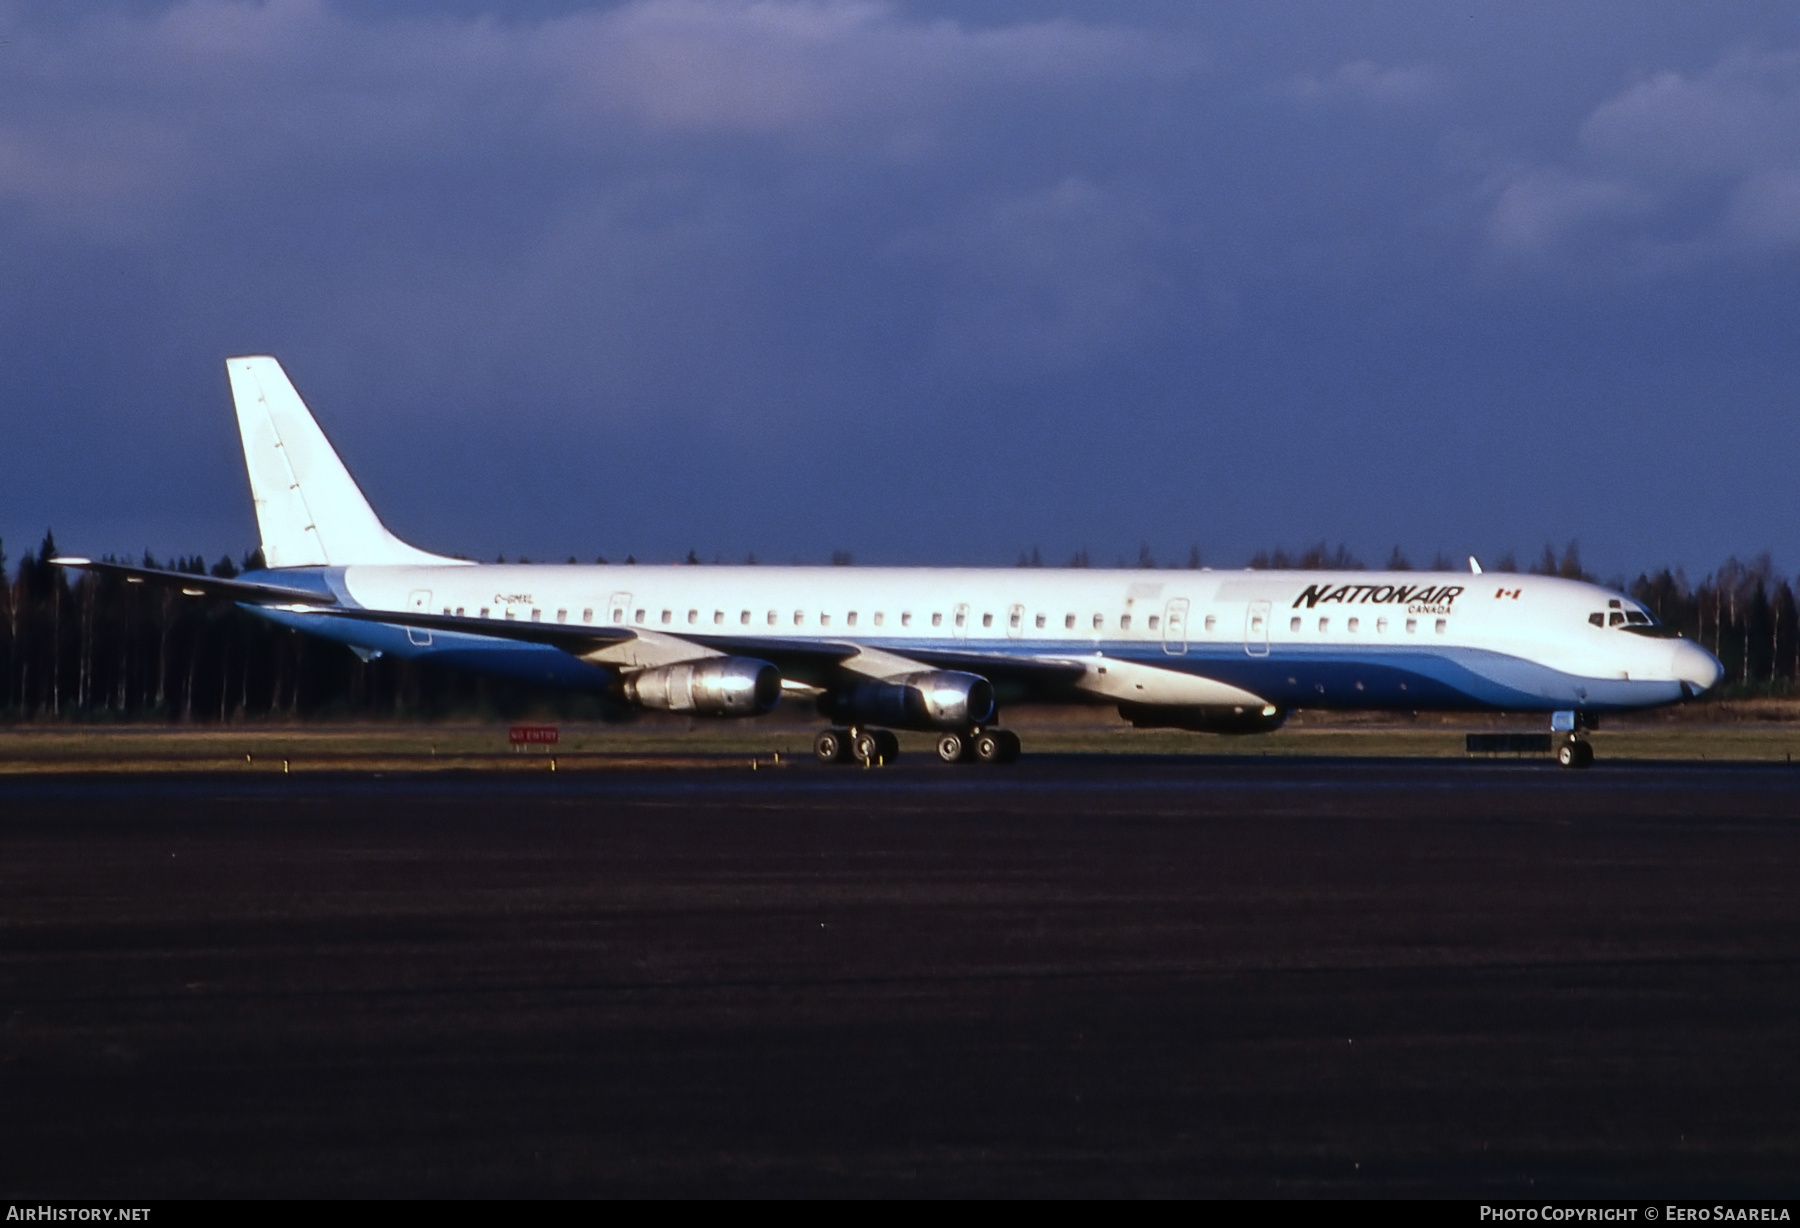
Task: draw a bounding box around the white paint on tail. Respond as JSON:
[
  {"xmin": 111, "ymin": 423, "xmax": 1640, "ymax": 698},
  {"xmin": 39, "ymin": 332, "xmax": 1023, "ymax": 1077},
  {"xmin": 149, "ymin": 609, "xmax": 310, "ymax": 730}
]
[{"xmin": 226, "ymin": 356, "xmax": 466, "ymax": 568}]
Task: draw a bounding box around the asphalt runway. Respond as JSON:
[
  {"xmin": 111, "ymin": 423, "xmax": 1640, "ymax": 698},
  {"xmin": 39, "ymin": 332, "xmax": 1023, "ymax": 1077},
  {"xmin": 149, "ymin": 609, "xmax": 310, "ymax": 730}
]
[{"xmin": 5, "ymin": 756, "xmax": 1800, "ymax": 1197}]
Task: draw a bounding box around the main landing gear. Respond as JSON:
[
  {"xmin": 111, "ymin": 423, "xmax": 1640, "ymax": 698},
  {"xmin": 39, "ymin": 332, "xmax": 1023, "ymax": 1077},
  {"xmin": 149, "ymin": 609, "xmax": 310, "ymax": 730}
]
[
  {"xmin": 815, "ymin": 726, "xmax": 900, "ymax": 766},
  {"xmin": 813, "ymin": 726, "xmax": 1021, "ymax": 766},
  {"xmin": 1556, "ymin": 737, "xmax": 1594, "ymax": 770}
]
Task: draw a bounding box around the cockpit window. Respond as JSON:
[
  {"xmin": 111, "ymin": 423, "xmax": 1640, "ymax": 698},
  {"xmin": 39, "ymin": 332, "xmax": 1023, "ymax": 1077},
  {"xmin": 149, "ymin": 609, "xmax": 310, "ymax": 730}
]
[
  {"xmin": 1588, "ymin": 613, "xmax": 1604, "ymax": 627},
  {"xmin": 1609, "ymin": 612, "xmax": 1625, "ymax": 626},
  {"xmin": 1626, "ymin": 611, "xmax": 1650, "ymax": 625}
]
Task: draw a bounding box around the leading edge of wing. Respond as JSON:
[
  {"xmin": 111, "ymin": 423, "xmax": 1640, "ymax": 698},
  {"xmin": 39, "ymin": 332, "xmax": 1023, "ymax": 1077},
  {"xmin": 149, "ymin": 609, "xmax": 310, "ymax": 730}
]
[{"xmin": 50, "ymin": 560, "xmax": 1103, "ymax": 681}]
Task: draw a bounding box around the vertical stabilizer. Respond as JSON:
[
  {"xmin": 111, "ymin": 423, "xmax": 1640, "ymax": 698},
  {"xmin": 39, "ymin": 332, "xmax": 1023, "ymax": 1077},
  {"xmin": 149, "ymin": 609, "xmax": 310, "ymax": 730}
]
[{"xmin": 227, "ymin": 356, "xmax": 463, "ymax": 568}]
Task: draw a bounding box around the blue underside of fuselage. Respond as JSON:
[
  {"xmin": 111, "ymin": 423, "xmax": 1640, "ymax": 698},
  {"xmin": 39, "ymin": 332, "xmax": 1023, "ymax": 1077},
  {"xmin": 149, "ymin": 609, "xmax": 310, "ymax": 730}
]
[{"xmin": 239, "ymin": 568, "xmax": 1681, "ymax": 714}]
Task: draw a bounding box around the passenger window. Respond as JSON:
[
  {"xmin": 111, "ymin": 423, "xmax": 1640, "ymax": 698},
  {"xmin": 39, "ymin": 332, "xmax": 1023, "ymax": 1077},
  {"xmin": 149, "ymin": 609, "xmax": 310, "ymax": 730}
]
[
  {"xmin": 932, "ymin": 613, "xmax": 943, "ymax": 627},
  {"xmin": 1036, "ymin": 613, "xmax": 1047, "ymax": 629},
  {"xmin": 713, "ymin": 611, "xmax": 723, "ymax": 625},
  {"xmin": 504, "ymin": 609, "xmax": 516, "ymax": 621},
  {"xmin": 612, "ymin": 607, "xmax": 624, "ymax": 623},
  {"xmin": 1435, "ymin": 618, "xmax": 1447, "ymax": 634},
  {"xmin": 1376, "ymin": 617, "xmax": 1388, "ymax": 632},
  {"xmin": 1609, "ymin": 612, "xmax": 1624, "ymax": 626},
  {"xmin": 1010, "ymin": 610, "xmax": 1022, "ymax": 629},
  {"xmin": 794, "ymin": 611, "xmax": 804, "ymax": 626},
  {"xmin": 687, "ymin": 610, "xmax": 697, "ymax": 624},
  {"xmin": 767, "ymin": 610, "xmax": 777, "ymax": 626},
  {"xmin": 874, "ymin": 612, "xmax": 885, "ymax": 626},
  {"xmin": 1065, "ymin": 614, "xmax": 1076, "ymax": 629},
  {"xmin": 901, "ymin": 612, "xmax": 912, "ymax": 627},
  {"xmin": 1204, "ymin": 615, "xmax": 1216, "ymax": 632},
  {"xmin": 455, "ymin": 607, "xmax": 465, "ymax": 617},
  {"xmin": 982, "ymin": 613, "xmax": 992, "ymax": 628},
  {"xmin": 442, "ymin": 607, "xmax": 451, "ymax": 615},
  {"xmin": 1348, "ymin": 617, "xmax": 1359, "ymax": 632},
  {"xmin": 660, "ymin": 610, "xmax": 671, "ymax": 625},
  {"xmin": 582, "ymin": 609, "xmax": 593, "ymax": 623},
  {"xmin": 740, "ymin": 610, "xmax": 750, "ymax": 625},
  {"xmin": 1290, "ymin": 617, "xmax": 1302, "ymax": 632},
  {"xmin": 1406, "ymin": 618, "xmax": 1417, "ymax": 633},
  {"xmin": 1093, "ymin": 614, "xmax": 1104, "ymax": 630},
  {"xmin": 820, "ymin": 613, "xmax": 831, "ymax": 626},
  {"xmin": 847, "ymin": 612, "xmax": 857, "ymax": 626},
  {"xmin": 557, "ymin": 609, "xmax": 568, "ymax": 623},
  {"xmin": 634, "ymin": 609, "xmax": 645, "ymax": 625},
  {"xmin": 1120, "ymin": 614, "xmax": 1132, "ymax": 630},
  {"xmin": 480, "ymin": 607, "xmax": 490, "ymax": 618},
  {"xmin": 1318, "ymin": 618, "xmax": 1328, "ymax": 632},
  {"xmin": 531, "ymin": 609, "xmax": 542, "ymax": 622},
  {"xmin": 1148, "ymin": 615, "xmax": 1159, "ymax": 630},
  {"xmin": 955, "ymin": 611, "xmax": 966, "ymax": 628}
]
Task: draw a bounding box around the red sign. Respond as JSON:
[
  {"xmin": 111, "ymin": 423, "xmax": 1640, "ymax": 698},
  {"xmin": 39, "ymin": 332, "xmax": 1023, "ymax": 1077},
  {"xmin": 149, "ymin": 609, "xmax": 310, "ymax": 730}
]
[{"xmin": 509, "ymin": 725, "xmax": 560, "ymax": 746}]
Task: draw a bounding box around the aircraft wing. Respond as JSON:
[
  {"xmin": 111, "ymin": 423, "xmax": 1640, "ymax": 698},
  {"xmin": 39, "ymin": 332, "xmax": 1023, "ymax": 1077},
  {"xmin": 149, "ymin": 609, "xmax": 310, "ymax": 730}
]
[{"xmin": 51, "ymin": 557, "xmax": 1102, "ymax": 693}]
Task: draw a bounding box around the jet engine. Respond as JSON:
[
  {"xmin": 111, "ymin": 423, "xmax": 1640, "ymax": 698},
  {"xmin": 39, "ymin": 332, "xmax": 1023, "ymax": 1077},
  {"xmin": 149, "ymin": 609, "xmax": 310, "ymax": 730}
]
[
  {"xmin": 819, "ymin": 671, "xmax": 996, "ymax": 731},
  {"xmin": 1117, "ymin": 702, "xmax": 1287, "ymax": 735},
  {"xmin": 624, "ymin": 657, "xmax": 782, "ymax": 716}
]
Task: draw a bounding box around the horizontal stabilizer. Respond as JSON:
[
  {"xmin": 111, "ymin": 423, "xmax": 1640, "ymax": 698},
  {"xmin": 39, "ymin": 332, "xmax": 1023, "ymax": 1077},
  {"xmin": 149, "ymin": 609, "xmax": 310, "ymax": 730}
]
[{"xmin": 51, "ymin": 558, "xmax": 339, "ymax": 606}]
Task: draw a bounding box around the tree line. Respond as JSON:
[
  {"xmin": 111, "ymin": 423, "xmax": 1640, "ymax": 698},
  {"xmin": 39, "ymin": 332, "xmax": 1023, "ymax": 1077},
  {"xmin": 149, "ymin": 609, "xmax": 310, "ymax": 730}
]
[{"xmin": 0, "ymin": 532, "xmax": 1794, "ymax": 723}]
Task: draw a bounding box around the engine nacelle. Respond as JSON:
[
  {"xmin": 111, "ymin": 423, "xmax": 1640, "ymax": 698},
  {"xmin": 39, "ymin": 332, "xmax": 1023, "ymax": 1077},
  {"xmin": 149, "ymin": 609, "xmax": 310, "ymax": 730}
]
[
  {"xmin": 1117, "ymin": 702, "xmax": 1287, "ymax": 735},
  {"xmin": 624, "ymin": 657, "xmax": 782, "ymax": 716},
  {"xmin": 819, "ymin": 670, "xmax": 996, "ymax": 731}
]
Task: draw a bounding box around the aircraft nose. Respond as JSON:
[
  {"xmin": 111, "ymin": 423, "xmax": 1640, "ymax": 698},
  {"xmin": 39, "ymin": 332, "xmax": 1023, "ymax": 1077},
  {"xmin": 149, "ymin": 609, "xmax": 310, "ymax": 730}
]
[{"xmin": 1671, "ymin": 639, "xmax": 1724, "ymax": 697}]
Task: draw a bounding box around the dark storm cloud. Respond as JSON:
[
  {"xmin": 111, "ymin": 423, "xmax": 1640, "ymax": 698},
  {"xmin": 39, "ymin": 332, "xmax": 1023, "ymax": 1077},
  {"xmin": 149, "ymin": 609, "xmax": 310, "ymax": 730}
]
[{"xmin": 3, "ymin": 1, "xmax": 1800, "ymax": 574}]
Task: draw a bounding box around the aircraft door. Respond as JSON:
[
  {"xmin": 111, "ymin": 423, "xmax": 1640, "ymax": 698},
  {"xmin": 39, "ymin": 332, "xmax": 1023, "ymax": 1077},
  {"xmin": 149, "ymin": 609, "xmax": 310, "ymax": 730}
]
[
  {"xmin": 1244, "ymin": 600, "xmax": 1271, "ymax": 657},
  {"xmin": 407, "ymin": 589, "xmax": 432, "ymax": 646},
  {"xmin": 1162, "ymin": 598, "xmax": 1189, "ymax": 656},
  {"xmin": 608, "ymin": 592, "xmax": 633, "ymax": 626}
]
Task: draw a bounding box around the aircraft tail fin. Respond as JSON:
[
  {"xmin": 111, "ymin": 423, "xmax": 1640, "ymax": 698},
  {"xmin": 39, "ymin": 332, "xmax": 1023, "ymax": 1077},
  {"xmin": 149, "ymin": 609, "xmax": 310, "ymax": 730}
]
[{"xmin": 226, "ymin": 356, "xmax": 463, "ymax": 569}]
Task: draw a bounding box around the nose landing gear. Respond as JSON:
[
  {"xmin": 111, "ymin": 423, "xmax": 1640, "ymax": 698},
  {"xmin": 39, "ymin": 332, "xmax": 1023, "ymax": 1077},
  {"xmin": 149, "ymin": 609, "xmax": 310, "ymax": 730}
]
[{"xmin": 1552, "ymin": 711, "xmax": 1598, "ymax": 769}]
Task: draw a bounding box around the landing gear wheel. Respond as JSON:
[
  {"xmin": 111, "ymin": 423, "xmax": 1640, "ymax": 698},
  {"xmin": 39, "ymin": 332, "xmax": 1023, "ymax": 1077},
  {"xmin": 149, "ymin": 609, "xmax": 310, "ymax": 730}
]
[
  {"xmin": 852, "ymin": 730, "xmax": 882, "ymax": 766},
  {"xmin": 936, "ymin": 732, "xmax": 968, "ymax": 763},
  {"xmin": 815, "ymin": 728, "xmax": 850, "ymax": 764},
  {"xmin": 1557, "ymin": 739, "xmax": 1594, "ymax": 769},
  {"xmin": 995, "ymin": 729, "xmax": 1021, "ymax": 763},
  {"xmin": 874, "ymin": 730, "xmax": 900, "ymax": 764},
  {"xmin": 973, "ymin": 731, "xmax": 1003, "ymax": 763}
]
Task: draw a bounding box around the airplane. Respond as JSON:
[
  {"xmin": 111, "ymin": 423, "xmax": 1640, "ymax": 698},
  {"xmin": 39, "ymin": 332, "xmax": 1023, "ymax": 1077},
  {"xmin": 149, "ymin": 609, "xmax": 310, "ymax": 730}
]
[{"xmin": 55, "ymin": 356, "xmax": 1724, "ymax": 770}]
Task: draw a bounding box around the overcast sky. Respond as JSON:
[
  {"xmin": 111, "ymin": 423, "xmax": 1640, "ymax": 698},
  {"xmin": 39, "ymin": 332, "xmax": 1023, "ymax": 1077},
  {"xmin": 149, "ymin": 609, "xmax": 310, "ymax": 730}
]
[{"xmin": 5, "ymin": 1, "xmax": 1800, "ymax": 576}]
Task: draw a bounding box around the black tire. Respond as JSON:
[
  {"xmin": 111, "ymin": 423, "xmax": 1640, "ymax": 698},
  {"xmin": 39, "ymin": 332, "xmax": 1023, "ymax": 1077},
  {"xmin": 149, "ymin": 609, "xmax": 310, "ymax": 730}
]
[
  {"xmin": 936, "ymin": 732, "xmax": 967, "ymax": 763},
  {"xmin": 973, "ymin": 731, "xmax": 1003, "ymax": 763},
  {"xmin": 995, "ymin": 729, "xmax": 1022, "ymax": 763},
  {"xmin": 815, "ymin": 728, "xmax": 848, "ymax": 764},
  {"xmin": 1574, "ymin": 740, "xmax": 1594, "ymax": 768},
  {"xmin": 1558, "ymin": 740, "xmax": 1594, "ymax": 769},
  {"xmin": 874, "ymin": 730, "xmax": 900, "ymax": 764},
  {"xmin": 1557, "ymin": 741, "xmax": 1576, "ymax": 768},
  {"xmin": 852, "ymin": 731, "xmax": 881, "ymax": 766}
]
